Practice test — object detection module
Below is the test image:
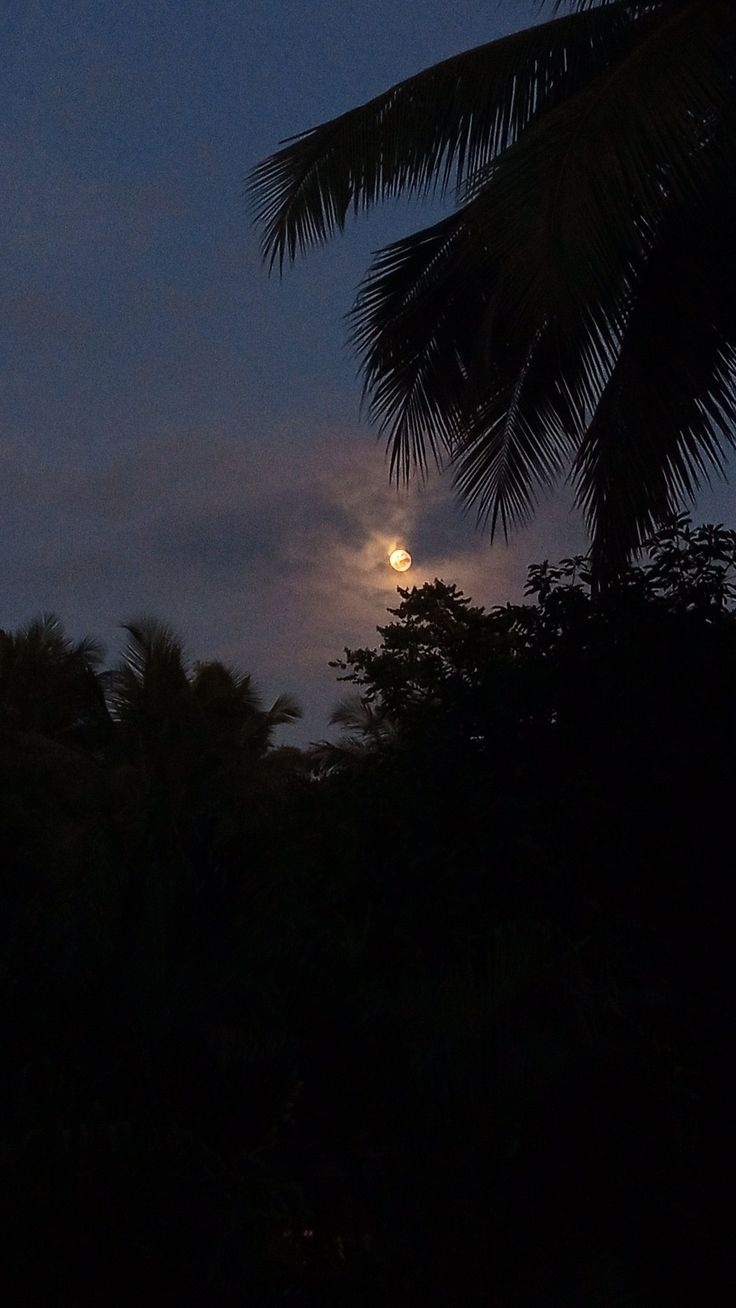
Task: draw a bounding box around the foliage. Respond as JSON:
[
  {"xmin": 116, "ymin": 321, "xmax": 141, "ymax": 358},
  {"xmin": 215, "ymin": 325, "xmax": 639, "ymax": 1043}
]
[
  {"xmin": 1, "ymin": 520, "xmax": 735, "ymax": 1303},
  {"xmin": 328, "ymin": 517, "xmax": 736, "ymax": 759},
  {"xmin": 251, "ymin": 0, "xmax": 736, "ymax": 568},
  {"xmin": 0, "ymin": 613, "xmax": 110, "ymax": 746}
]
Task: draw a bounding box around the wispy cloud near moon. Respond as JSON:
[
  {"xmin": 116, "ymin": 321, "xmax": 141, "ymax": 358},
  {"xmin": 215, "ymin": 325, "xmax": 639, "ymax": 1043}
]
[{"xmin": 0, "ymin": 414, "xmax": 584, "ymax": 742}]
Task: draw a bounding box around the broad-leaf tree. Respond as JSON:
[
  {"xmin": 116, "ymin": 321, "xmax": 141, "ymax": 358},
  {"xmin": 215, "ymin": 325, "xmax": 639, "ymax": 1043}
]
[
  {"xmin": 251, "ymin": 0, "xmax": 736, "ymax": 571},
  {"xmin": 325, "ymin": 518, "xmax": 736, "ymax": 773}
]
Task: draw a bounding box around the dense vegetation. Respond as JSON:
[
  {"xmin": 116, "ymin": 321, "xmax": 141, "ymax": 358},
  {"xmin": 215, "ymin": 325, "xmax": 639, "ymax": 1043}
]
[{"xmin": 1, "ymin": 517, "xmax": 733, "ymax": 1304}]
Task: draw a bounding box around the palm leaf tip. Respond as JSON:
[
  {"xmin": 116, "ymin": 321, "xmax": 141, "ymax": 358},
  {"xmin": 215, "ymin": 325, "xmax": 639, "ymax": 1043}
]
[
  {"xmin": 249, "ymin": 0, "xmax": 654, "ymax": 269},
  {"xmin": 267, "ymin": 692, "xmax": 302, "ymax": 725}
]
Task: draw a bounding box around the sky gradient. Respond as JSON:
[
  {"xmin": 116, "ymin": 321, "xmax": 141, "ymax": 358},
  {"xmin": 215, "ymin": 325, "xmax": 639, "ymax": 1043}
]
[{"xmin": 2, "ymin": 0, "xmax": 732, "ymax": 741}]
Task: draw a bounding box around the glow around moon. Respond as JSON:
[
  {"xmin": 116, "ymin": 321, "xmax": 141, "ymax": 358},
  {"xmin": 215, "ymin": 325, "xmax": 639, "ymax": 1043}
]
[{"xmin": 389, "ymin": 548, "xmax": 412, "ymax": 573}]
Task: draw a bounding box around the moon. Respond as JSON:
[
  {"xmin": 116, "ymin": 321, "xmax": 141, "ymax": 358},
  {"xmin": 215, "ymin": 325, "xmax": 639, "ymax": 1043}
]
[{"xmin": 389, "ymin": 548, "xmax": 412, "ymax": 572}]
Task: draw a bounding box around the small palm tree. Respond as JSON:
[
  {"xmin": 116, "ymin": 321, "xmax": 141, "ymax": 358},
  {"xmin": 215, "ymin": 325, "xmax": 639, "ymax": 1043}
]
[
  {"xmin": 110, "ymin": 617, "xmax": 301, "ymax": 793},
  {"xmin": 108, "ymin": 619, "xmax": 303, "ymax": 953},
  {"xmin": 251, "ymin": 0, "xmax": 736, "ymax": 572},
  {"xmin": 311, "ymin": 695, "xmax": 399, "ymax": 774},
  {"xmin": 191, "ymin": 659, "xmax": 301, "ymax": 758},
  {"xmin": 0, "ymin": 613, "xmax": 109, "ymax": 746}
]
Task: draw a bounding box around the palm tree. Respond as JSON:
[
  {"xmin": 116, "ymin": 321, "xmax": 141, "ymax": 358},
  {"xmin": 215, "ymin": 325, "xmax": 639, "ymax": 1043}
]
[
  {"xmin": 109, "ymin": 618, "xmax": 302, "ymax": 836},
  {"xmin": 111, "ymin": 618, "xmax": 301, "ymax": 757},
  {"xmin": 311, "ymin": 694, "xmax": 399, "ymax": 775},
  {"xmin": 107, "ymin": 619, "xmax": 303, "ymax": 1005},
  {"xmin": 0, "ymin": 613, "xmax": 110, "ymax": 747},
  {"xmin": 251, "ymin": 0, "xmax": 736, "ymax": 572},
  {"xmin": 191, "ymin": 658, "xmax": 301, "ymax": 760}
]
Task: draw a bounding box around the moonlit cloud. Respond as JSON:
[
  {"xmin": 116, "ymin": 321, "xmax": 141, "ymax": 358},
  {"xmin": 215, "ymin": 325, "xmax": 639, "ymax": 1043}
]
[{"xmin": 0, "ymin": 412, "xmax": 584, "ymax": 742}]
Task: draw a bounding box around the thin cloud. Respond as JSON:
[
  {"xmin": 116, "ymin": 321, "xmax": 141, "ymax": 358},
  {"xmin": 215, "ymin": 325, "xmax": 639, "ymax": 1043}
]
[{"xmin": 0, "ymin": 418, "xmax": 584, "ymax": 741}]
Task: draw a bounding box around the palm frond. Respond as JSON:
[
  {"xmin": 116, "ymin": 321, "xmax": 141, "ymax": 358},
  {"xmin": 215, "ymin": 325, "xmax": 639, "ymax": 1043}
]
[
  {"xmin": 72, "ymin": 635, "xmax": 105, "ymax": 667},
  {"xmin": 544, "ymin": 0, "xmax": 654, "ymax": 12},
  {"xmin": 266, "ymin": 692, "xmax": 302, "ymax": 727},
  {"xmin": 250, "ymin": 0, "xmax": 652, "ymax": 266},
  {"xmin": 112, "ymin": 617, "xmax": 190, "ymax": 724},
  {"xmin": 119, "ymin": 618, "xmax": 187, "ymax": 682},
  {"xmin": 468, "ymin": 0, "xmax": 731, "ymax": 333},
  {"xmin": 354, "ymin": 0, "xmax": 733, "ymax": 534},
  {"xmin": 9, "ymin": 613, "xmax": 104, "ymax": 668},
  {"xmin": 17, "ymin": 612, "xmax": 64, "ymax": 641},
  {"xmin": 573, "ymin": 167, "xmax": 736, "ymax": 568},
  {"xmin": 330, "ymin": 694, "xmax": 396, "ymax": 738},
  {"xmin": 191, "ymin": 660, "xmax": 260, "ymax": 715},
  {"xmin": 451, "ymin": 334, "xmax": 579, "ymax": 536},
  {"xmin": 311, "ymin": 695, "xmax": 398, "ymax": 772},
  {"xmin": 544, "ymin": 0, "xmax": 657, "ymax": 13},
  {"xmin": 254, "ymin": 0, "xmax": 736, "ymax": 567},
  {"xmin": 329, "ymin": 694, "xmax": 373, "ymax": 734},
  {"xmin": 350, "ymin": 210, "xmax": 485, "ymax": 479}
]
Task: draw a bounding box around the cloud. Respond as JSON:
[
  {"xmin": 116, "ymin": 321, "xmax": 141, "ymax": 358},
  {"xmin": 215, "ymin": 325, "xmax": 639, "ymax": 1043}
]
[{"xmin": 0, "ymin": 417, "xmax": 586, "ymax": 741}]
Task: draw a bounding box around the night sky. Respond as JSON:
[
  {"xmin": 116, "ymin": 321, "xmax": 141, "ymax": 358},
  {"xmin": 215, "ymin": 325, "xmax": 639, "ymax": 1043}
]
[{"xmin": 2, "ymin": 0, "xmax": 731, "ymax": 742}]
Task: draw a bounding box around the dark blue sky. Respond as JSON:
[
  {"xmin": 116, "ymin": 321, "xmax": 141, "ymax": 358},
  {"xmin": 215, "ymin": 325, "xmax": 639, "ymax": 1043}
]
[{"xmin": 2, "ymin": 0, "xmax": 731, "ymax": 740}]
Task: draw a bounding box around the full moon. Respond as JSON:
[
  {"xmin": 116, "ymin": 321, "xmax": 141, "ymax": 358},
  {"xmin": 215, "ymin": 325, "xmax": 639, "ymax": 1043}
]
[{"xmin": 389, "ymin": 548, "xmax": 412, "ymax": 572}]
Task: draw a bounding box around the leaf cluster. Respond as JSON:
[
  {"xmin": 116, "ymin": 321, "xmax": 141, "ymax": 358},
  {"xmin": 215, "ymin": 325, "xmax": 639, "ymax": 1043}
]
[{"xmin": 252, "ymin": 0, "xmax": 736, "ymax": 567}]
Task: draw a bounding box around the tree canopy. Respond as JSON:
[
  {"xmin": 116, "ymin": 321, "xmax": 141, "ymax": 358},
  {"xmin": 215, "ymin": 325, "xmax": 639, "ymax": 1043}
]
[{"xmin": 4, "ymin": 522, "xmax": 731, "ymax": 1302}]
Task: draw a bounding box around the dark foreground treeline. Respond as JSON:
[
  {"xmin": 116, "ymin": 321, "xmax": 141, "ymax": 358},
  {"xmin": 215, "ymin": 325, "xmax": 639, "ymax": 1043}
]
[{"xmin": 1, "ymin": 517, "xmax": 734, "ymax": 1305}]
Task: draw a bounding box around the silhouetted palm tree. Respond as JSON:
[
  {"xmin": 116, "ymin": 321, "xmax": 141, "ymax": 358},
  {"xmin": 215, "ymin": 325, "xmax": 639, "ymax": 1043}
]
[
  {"xmin": 111, "ymin": 618, "xmax": 300, "ymax": 757},
  {"xmin": 109, "ymin": 619, "xmax": 302, "ymax": 846},
  {"xmin": 251, "ymin": 0, "xmax": 736, "ymax": 570},
  {"xmin": 191, "ymin": 658, "xmax": 301, "ymax": 759},
  {"xmin": 0, "ymin": 613, "xmax": 110, "ymax": 746},
  {"xmin": 311, "ymin": 694, "xmax": 399, "ymax": 774}
]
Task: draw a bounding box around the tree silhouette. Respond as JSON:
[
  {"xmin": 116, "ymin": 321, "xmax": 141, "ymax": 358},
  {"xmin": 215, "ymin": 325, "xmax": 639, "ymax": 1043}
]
[
  {"xmin": 0, "ymin": 613, "xmax": 110, "ymax": 747},
  {"xmin": 1, "ymin": 615, "xmax": 307, "ymax": 1306},
  {"xmin": 252, "ymin": 0, "xmax": 736, "ymax": 570},
  {"xmin": 108, "ymin": 617, "xmax": 302, "ymax": 855},
  {"xmin": 112, "ymin": 618, "xmax": 300, "ymax": 757},
  {"xmin": 311, "ymin": 695, "xmax": 399, "ymax": 774},
  {"xmin": 328, "ymin": 517, "xmax": 736, "ymax": 758},
  {"xmin": 0, "ymin": 547, "xmax": 734, "ymax": 1303},
  {"xmin": 301, "ymin": 519, "xmax": 736, "ymax": 1303}
]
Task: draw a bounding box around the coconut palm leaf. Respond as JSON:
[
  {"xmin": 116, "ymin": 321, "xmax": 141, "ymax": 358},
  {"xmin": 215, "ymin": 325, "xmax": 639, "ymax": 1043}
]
[
  {"xmin": 250, "ymin": 0, "xmax": 656, "ymax": 267},
  {"xmin": 352, "ymin": 195, "xmax": 599, "ymax": 530},
  {"xmin": 253, "ymin": 0, "xmax": 736, "ymax": 566},
  {"xmin": 452, "ymin": 342, "xmax": 579, "ymax": 535},
  {"xmin": 350, "ymin": 210, "xmax": 485, "ymax": 477},
  {"xmin": 265, "ymin": 692, "xmax": 302, "ymax": 728},
  {"xmin": 574, "ymin": 176, "xmax": 736, "ymax": 567},
  {"xmin": 117, "ymin": 618, "xmax": 188, "ymax": 684},
  {"xmin": 0, "ymin": 614, "xmax": 109, "ymax": 744},
  {"xmin": 346, "ymin": 0, "xmax": 735, "ymax": 544},
  {"xmin": 191, "ymin": 660, "xmax": 260, "ymax": 718},
  {"xmin": 311, "ymin": 695, "xmax": 399, "ymax": 773},
  {"xmin": 4, "ymin": 613, "xmax": 104, "ymax": 669},
  {"xmin": 459, "ymin": 0, "xmax": 733, "ymax": 377},
  {"xmin": 474, "ymin": 0, "xmax": 732, "ymax": 317},
  {"xmin": 111, "ymin": 618, "xmax": 191, "ymax": 730}
]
